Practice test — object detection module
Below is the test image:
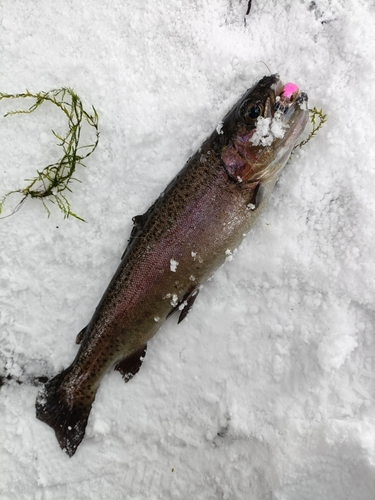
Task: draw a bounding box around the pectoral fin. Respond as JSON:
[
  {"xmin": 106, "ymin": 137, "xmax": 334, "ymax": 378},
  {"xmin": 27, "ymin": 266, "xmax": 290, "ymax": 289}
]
[
  {"xmin": 178, "ymin": 289, "xmax": 200, "ymax": 323},
  {"xmin": 247, "ymin": 182, "xmax": 264, "ymax": 210},
  {"xmin": 114, "ymin": 345, "xmax": 147, "ymax": 382},
  {"xmin": 167, "ymin": 287, "xmax": 200, "ymax": 323}
]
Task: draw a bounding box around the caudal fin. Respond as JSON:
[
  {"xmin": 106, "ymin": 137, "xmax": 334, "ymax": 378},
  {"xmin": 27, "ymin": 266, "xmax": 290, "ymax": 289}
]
[{"xmin": 35, "ymin": 369, "xmax": 94, "ymax": 457}]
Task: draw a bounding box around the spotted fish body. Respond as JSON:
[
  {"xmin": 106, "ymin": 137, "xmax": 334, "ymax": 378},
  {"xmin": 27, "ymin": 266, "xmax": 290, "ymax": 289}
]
[{"xmin": 36, "ymin": 75, "xmax": 309, "ymax": 456}]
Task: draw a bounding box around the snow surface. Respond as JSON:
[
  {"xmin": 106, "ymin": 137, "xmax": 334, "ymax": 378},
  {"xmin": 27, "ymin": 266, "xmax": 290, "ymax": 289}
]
[{"xmin": 1, "ymin": 1, "xmax": 375, "ymax": 499}]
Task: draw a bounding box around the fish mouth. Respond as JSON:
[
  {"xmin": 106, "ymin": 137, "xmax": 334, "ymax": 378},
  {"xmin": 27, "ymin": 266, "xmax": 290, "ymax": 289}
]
[
  {"xmin": 272, "ymin": 77, "xmax": 309, "ymax": 150},
  {"xmin": 251, "ymin": 76, "xmax": 309, "ymax": 181},
  {"xmin": 263, "ymin": 74, "xmax": 309, "ymax": 123},
  {"xmin": 274, "ymin": 78, "xmax": 308, "ymax": 126}
]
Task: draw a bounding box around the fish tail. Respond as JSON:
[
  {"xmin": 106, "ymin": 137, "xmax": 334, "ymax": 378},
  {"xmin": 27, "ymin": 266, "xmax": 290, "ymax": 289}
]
[{"xmin": 35, "ymin": 368, "xmax": 95, "ymax": 457}]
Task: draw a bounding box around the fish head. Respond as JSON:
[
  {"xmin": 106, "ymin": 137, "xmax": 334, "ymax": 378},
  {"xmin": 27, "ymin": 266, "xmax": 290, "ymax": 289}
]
[{"xmin": 221, "ymin": 74, "xmax": 309, "ymax": 183}]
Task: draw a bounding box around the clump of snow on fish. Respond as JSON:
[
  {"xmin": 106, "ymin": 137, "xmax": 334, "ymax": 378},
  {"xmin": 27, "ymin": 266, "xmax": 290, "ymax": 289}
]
[
  {"xmin": 225, "ymin": 248, "xmax": 237, "ymax": 262},
  {"xmin": 251, "ymin": 113, "xmax": 287, "ymax": 147},
  {"xmin": 170, "ymin": 258, "xmax": 179, "ymax": 272}
]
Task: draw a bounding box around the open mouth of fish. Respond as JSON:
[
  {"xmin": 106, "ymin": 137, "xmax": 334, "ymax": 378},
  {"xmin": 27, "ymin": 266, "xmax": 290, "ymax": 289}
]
[
  {"xmin": 272, "ymin": 75, "xmax": 309, "ymax": 149},
  {"xmin": 254, "ymin": 74, "xmax": 308, "ymax": 121}
]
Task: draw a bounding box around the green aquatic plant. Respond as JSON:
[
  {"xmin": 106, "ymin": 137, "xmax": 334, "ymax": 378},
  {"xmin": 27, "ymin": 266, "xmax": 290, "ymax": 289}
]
[
  {"xmin": 0, "ymin": 88, "xmax": 99, "ymax": 221},
  {"xmin": 294, "ymin": 107, "xmax": 327, "ymax": 151}
]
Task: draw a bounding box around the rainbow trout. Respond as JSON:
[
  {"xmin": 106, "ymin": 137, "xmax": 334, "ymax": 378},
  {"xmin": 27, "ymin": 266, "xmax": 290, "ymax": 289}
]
[{"xmin": 36, "ymin": 75, "xmax": 309, "ymax": 456}]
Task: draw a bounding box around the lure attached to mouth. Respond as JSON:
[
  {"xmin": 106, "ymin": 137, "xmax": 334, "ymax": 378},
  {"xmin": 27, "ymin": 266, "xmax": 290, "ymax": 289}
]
[
  {"xmin": 281, "ymin": 82, "xmax": 299, "ymax": 100},
  {"xmin": 275, "ymin": 82, "xmax": 305, "ymax": 114}
]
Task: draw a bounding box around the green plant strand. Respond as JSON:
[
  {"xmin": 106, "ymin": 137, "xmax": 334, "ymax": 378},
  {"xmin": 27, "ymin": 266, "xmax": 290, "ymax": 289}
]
[
  {"xmin": 294, "ymin": 107, "xmax": 327, "ymax": 151},
  {"xmin": 0, "ymin": 88, "xmax": 99, "ymax": 221}
]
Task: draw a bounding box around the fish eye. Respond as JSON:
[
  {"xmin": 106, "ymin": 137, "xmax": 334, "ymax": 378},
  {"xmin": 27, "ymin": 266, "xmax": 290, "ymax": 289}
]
[
  {"xmin": 248, "ymin": 105, "xmax": 261, "ymax": 119},
  {"xmin": 240, "ymin": 100, "xmax": 263, "ymax": 124}
]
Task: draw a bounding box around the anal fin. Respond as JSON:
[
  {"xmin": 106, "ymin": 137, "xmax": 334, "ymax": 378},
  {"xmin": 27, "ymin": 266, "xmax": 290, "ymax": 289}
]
[{"xmin": 114, "ymin": 345, "xmax": 147, "ymax": 382}]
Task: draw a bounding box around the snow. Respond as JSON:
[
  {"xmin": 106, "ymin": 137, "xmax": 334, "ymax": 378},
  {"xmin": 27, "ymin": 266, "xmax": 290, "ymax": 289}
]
[
  {"xmin": 1, "ymin": 0, "xmax": 375, "ymax": 499},
  {"xmin": 170, "ymin": 258, "xmax": 179, "ymax": 272},
  {"xmin": 251, "ymin": 116, "xmax": 287, "ymax": 147}
]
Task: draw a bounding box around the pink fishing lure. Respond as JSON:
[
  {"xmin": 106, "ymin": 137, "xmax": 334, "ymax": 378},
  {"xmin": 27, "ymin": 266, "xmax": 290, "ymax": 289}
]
[{"xmin": 282, "ymin": 82, "xmax": 299, "ymax": 99}]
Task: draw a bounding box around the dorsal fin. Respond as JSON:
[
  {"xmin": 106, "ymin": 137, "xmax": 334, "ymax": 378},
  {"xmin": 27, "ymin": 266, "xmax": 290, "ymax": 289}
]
[
  {"xmin": 75, "ymin": 325, "xmax": 87, "ymax": 344},
  {"xmin": 121, "ymin": 198, "xmax": 160, "ymax": 259}
]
